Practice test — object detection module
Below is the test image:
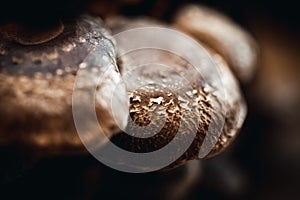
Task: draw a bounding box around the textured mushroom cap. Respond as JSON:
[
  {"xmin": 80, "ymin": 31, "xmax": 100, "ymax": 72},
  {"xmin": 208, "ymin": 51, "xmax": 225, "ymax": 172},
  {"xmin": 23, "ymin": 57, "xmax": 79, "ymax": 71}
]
[
  {"xmin": 105, "ymin": 17, "xmax": 246, "ymax": 169},
  {"xmin": 0, "ymin": 15, "xmax": 128, "ymax": 154}
]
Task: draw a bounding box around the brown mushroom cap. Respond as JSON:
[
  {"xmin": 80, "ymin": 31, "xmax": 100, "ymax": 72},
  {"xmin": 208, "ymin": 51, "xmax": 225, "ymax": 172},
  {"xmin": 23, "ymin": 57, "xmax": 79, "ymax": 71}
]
[
  {"xmin": 0, "ymin": 15, "xmax": 128, "ymax": 155},
  {"xmin": 173, "ymin": 4, "xmax": 258, "ymax": 83},
  {"xmin": 105, "ymin": 17, "xmax": 246, "ymax": 169}
]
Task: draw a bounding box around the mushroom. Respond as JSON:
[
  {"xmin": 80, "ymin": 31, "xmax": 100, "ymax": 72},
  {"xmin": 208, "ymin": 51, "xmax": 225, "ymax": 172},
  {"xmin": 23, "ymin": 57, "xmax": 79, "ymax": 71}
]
[
  {"xmin": 173, "ymin": 4, "xmax": 258, "ymax": 83},
  {"xmin": 98, "ymin": 17, "xmax": 248, "ymax": 170},
  {"xmin": 0, "ymin": 15, "xmax": 128, "ymax": 155},
  {"xmin": 0, "ymin": 7, "xmax": 257, "ymax": 172}
]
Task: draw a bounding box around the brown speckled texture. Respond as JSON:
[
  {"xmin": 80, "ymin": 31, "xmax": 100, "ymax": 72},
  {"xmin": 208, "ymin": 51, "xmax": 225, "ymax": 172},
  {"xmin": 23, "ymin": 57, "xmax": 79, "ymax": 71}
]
[{"xmin": 107, "ymin": 17, "xmax": 247, "ymax": 169}]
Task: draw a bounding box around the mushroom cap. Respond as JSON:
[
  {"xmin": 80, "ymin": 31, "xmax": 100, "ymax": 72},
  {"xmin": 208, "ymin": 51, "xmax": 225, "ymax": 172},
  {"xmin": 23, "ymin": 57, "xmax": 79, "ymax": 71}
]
[
  {"xmin": 174, "ymin": 4, "xmax": 259, "ymax": 83},
  {"xmin": 103, "ymin": 17, "xmax": 247, "ymax": 170},
  {"xmin": 0, "ymin": 15, "xmax": 128, "ymax": 155}
]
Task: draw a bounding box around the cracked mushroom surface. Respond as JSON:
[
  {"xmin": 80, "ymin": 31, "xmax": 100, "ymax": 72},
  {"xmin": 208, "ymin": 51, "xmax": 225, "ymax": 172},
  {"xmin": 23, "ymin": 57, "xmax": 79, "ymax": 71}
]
[{"xmin": 105, "ymin": 17, "xmax": 247, "ymax": 169}]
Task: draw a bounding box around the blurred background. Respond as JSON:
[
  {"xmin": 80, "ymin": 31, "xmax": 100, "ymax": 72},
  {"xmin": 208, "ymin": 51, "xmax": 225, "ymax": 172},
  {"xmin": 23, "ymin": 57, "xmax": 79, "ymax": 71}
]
[{"xmin": 1, "ymin": 0, "xmax": 300, "ymax": 199}]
